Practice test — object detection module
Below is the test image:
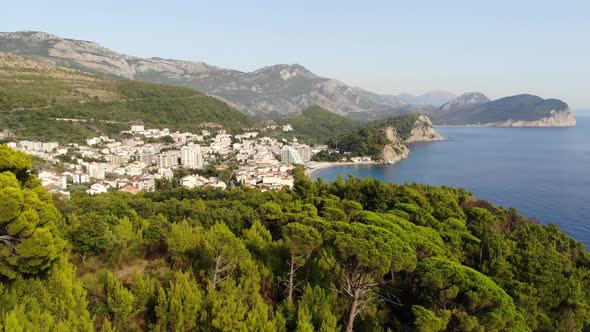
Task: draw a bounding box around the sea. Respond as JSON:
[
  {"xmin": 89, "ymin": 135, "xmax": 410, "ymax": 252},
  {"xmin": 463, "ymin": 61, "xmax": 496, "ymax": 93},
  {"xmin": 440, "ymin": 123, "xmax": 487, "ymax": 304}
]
[{"xmin": 312, "ymin": 114, "xmax": 590, "ymax": 247}]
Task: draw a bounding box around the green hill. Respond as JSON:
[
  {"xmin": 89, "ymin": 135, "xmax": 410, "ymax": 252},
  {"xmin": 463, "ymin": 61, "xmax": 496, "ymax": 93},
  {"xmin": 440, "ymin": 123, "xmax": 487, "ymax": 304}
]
[
  {"xmin": 334, "ymin": 113, "xmax": 422, "ymax": 158},
  {"xmin": 277, "ymin": 105, "xmax": 361, "ymax": 143},
  {"xmin": 0, "ymin": 52, "xmax": 255, "ymax": 142}
]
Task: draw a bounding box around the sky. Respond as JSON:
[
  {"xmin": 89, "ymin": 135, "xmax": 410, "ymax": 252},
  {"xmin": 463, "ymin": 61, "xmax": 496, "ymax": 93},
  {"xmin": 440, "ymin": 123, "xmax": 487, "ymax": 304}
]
[{"xmin": 2, "ymin": 0, "xmax": 589, "ymax": 109}]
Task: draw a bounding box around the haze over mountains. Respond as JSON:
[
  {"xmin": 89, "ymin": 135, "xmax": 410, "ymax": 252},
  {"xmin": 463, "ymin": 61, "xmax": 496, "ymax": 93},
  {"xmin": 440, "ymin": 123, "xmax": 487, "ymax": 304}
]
[{"xmin": 0, "ymin": 31, "xmax": 575, "ymax": 126}]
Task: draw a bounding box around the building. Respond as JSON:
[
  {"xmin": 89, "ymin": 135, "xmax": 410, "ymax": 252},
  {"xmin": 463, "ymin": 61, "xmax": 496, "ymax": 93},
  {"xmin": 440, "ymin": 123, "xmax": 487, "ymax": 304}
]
[
  {"xmin": 73, "ymin": 173, "xmax": 90, "ymax": 184},
  {"xmin": 131, "ymin": 125, "xmax": 145, "ymax": 132},
  {"xmin": 87, "ymin": 183, "xmax": 108, "ymax": 195},
  {"xmin": 158, "ymin": 150, "xmax": 181, "ymax": 168},
  {"xmin": 181, "ymin": 143, "xmax": 204, "ymax": 168},
  {"xmin": 281, "ymin": 146, "xmax": 304, "ymax": 164},
  {"xmin": 88, "ymin": 163, "xmax": 107, "ymax": 180},
  {"xmin": 137, "ymin": 177, "xmax": 155, "ymax": 192},
  {"xmin": 159, "ymin": 167, "xmax": 174, "ymax": 179},
  {"xmin": 180, "ymin": 175, "xmax": 209, "ymax": 188}
]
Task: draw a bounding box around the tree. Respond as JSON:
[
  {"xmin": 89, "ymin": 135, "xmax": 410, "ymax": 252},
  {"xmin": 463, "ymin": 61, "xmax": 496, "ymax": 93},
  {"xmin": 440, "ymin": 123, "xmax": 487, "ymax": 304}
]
[
  {"xmin": 98, "ymin": 269, "xmax": 136, "ymax": 328},
  {"xmin": 324, "ymin": 222, "xmax": 415, "ymax": 332},
  {"xmin": 153, "ymin": 271, "xmax": 202, "ymax": 332},
  {"xmin": 205, "ymin": 223, "xmax": 249, "ymax": 289},
  {"xmin": 282, "ymin": 222, "xmax": 322, "ymax": 303},
  {"xmin": 0, "ymin": 146, "xmax": 66, "ymax": 278}
]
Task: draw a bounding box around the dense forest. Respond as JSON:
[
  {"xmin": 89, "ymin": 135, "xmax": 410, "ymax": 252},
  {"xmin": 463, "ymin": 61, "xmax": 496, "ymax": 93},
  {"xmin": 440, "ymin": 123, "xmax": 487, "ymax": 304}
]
[
  {"xmin": 2, "ymin": 144, "xmax": 590, "ymax": 331},
  {"xmin": 0, "ymin": 53, "xmax": 254, "ymax": 142}
]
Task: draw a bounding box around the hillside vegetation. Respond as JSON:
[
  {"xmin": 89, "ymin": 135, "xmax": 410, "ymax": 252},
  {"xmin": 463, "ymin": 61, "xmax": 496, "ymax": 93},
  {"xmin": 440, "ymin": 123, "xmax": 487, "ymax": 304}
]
[
  {"xmin": 0, "ymin": 53, "xmax": 255, "ymax": 142},
  {"xmin": 333, "ymin": 113, "xmax": 422, "ymax": 158},
  {"xmin": 2, "ymin": 145, "xmax": 590, "ymax": 331},
  {"xmin": 277, "ymin": 105, "xmax": 361, "ymax": 143}
]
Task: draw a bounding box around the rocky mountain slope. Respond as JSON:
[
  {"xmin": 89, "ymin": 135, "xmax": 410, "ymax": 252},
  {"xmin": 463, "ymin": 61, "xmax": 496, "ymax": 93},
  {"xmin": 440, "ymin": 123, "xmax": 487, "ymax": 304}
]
[
  {"xmin": 0, "ymin": 31, "xmax": 407, "ymax": 119},
  {"xmin": 0, "ymin": 31, "xmax": 575, "ymax": 126}
]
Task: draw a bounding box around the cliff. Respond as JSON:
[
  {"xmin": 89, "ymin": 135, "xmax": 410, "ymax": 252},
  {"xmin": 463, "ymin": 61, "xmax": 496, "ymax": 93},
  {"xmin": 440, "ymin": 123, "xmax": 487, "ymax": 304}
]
[
  {"xmin": 333, "ymin": 114, "xmax": 443, "ymax": 162},
  {"xmin": 485, "ymin": 109, "xmax": 576, "ymax": 127}
]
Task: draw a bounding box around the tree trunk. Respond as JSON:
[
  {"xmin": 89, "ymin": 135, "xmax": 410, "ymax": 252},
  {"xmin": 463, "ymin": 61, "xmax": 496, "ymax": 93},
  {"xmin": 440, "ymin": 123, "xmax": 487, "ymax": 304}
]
[
  {"xmin": 346, "ymin": 295, "xmax": 359, "ymax": 332},
  {"xmin": 213, "ymin": 256, "xmax": 220, "ymax": 288},
  {"xmin": 287, "ymin": 254, "xmax": 295, "ymax": 303}
]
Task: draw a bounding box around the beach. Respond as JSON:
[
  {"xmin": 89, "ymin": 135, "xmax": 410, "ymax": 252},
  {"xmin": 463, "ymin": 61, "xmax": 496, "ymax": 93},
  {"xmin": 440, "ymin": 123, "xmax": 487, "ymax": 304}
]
[{"xmin": 304, "ymin": 161, "xmax": 381, "ymax": 177}]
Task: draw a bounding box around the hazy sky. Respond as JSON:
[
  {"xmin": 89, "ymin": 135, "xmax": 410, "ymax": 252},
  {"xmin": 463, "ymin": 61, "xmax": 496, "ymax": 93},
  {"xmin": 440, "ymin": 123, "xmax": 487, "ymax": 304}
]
[{"xmin": 2, "ymin": 0, "xmax": 589, "ymax": 108}]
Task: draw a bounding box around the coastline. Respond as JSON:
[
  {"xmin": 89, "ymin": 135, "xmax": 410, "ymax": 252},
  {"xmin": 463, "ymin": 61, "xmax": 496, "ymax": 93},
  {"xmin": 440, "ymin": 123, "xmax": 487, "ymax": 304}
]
[{"xmin": 304, "ymin": 161, "xmax": 383, "ymax": 177}]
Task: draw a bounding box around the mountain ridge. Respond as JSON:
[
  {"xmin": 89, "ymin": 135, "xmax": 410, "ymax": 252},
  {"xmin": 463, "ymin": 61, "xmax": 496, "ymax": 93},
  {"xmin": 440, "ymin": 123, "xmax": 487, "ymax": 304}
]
[{"xmin": 0, "ymin": 31, "xmax": 576, "ymax": 126}]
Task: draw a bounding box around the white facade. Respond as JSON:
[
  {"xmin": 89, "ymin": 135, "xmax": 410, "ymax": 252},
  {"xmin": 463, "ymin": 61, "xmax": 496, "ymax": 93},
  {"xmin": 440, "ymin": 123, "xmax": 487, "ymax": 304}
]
[
  {"xmin": 73, "ymin": 173, "xmax": 90, "ymax": 184},
  {"xmin": 88, "ymin": 163, "xmax": 107, "ymax": 180},
  {"xmin": 281, "ymin": 146, "xmax": 304, "ymax": 164},
  {"xmin": 158, "ymin": 150, "xmax": 181, "ymax": 168},
  {"xmin": 181, "ymin": 143, "xmax": 204, "ymax": 168}
]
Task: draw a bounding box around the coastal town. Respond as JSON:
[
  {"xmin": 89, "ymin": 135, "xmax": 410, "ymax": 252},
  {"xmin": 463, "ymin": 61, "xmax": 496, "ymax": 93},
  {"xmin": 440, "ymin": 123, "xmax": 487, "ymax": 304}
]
[{"xmin": 2, "ymin": 123, "xmax": 371, "ymax": 196}]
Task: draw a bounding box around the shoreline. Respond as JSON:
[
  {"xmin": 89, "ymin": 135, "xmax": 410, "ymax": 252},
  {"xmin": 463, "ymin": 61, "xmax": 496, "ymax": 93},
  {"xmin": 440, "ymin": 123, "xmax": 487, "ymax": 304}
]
[{"xmin": 304, "ymin": 160, "xmax": 385, "ymax": 177}]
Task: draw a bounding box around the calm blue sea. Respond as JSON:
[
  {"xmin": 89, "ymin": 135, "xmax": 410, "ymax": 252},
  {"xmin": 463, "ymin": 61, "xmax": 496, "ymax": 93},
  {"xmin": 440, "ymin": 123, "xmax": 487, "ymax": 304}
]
[{"xmin": 313, "ymin": 114, "xmax": 590, "ymax": 247}]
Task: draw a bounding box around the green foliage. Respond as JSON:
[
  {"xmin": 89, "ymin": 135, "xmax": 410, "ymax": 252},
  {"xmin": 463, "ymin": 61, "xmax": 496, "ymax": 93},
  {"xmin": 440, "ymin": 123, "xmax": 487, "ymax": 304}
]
[
  {"xmin": 0, "ymin": 147, "xmax": 65, "ymax": 279},
  {"xmin": 2, "ymin": 146, "xmax": 590, "ymax": 331},
  {"xmin": 277, "ymin": 105, "xmax": 361, "ymax": 144},
  {"xmin": 0, "ymin": 55, "xmax": 255, "ymax": 142},
  {"xmin": 153, "ymin": 271, "xmax": 202, "ymax": 331},
  {"xmin": 332, "ymin": 113, "xmax": 423, "ymax": 158}
]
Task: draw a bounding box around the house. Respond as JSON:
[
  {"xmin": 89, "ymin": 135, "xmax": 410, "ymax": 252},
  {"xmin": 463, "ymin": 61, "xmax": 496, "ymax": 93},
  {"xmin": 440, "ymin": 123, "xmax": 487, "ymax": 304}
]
[
  {"xmin": 120, "ymin": 185, "xmax": 140, "ymax": 194},
  {"xmin": 87, "ymin": 183, "xmax": 108, "ymax": 195}
]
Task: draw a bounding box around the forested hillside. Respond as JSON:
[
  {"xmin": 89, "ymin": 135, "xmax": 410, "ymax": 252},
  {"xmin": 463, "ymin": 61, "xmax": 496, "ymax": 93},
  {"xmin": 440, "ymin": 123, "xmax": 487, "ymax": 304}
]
[
  {"xmin": 0, "ymin": 53, "xmax": 255, "ymax": 142},
  {"xmin": 277, "ymin": 105, "xmax": 361, "ymax": 144},
  {"xmin": 1, "ymin": 145, "xmax": 590, "ymax": 331}
]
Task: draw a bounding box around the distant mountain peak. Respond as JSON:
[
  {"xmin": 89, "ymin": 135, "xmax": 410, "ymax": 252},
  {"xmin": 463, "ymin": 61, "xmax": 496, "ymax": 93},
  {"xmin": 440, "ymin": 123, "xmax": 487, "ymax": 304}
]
[{"xmin": 440, "ymin": 92, "xmax": 491, "ymax": 111}]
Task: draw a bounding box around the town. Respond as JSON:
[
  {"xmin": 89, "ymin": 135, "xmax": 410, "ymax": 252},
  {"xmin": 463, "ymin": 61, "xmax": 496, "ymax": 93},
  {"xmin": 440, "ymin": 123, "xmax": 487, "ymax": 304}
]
[{"xmin": 3, "ymin": 123, "xmax": 362, "ymax": 196}]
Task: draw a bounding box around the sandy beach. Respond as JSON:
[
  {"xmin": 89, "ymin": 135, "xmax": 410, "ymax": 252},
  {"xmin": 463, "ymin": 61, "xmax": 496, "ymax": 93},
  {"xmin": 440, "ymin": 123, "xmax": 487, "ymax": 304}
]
[{"xmin": 304, "ymin": 161, "xmax": 382, "ymax": 177}]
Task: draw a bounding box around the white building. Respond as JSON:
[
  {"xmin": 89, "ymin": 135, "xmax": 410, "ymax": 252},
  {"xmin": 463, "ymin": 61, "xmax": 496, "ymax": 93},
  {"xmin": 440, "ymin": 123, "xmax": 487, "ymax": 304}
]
[
  {"xmin": 281, "ymin": 146, "xmax": 304, "ymax": 164},
  {"xmin": 73, "ymin": 173, "xmax": 90, "ymax": 184},
  {"xmin": 158, "ymin": 150, "xmax": 181, "ymax": 168},
  {"xmin": 137, "ymin": 177, "xmax": 155, "ymax": 192},
  {"xmin": 181, "ymin": 143, "xmax": 204, "ymax": 168},
  {"xmin": 131, "ymin": 125, "xmax": 145, "ymax": 132},
  {"xmin": 88, "ymin": 163, "xmax": 107, "ymax": 180},
  {"xmin": 159, "ymin": 168, "xmax": 174, "ymax": 179},
  {"xmin": 87, "ymin": 183, "xmax": 108, "ymax": 195}
]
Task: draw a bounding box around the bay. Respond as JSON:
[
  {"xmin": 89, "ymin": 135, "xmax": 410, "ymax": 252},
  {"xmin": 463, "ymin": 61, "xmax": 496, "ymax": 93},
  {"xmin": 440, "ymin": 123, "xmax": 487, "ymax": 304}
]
[{"xmin": 312, "ymin": 115, "xmax": 590, "ymax": 247}]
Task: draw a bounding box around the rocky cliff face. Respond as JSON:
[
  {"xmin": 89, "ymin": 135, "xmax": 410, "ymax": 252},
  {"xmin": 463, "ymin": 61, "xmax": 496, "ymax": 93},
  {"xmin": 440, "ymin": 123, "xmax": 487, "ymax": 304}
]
[
  {"xmin": 382, "ymin": 127, "xmax": 410, "ymax": 163},
  {"xmin": 381, "ymin": 115, "xmax": 443, "ymax": 162},
  {"xmin": 485, "ymin": 110, "xmax": 576, "ymax": 127},
  {"xmin": 405, "ymin": 115, "xmax": 444, "ymax": 143}
]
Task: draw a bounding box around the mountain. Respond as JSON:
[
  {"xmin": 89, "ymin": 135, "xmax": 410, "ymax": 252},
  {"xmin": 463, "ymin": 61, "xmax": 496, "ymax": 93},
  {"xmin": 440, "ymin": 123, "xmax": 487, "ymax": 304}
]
[
  {"xmin": 0, "ymin": 32, "xmax": 575, "ymax": 127},
  {"xmin": 439, "ymin": 92, "xmax": 491, "ymax": 112},
  {"xmin": 434, "ymin": 93, "xmax": 576, "ymax": 126},
  {"xmin": 334, "ymin": 113, "xmax": 443, "ymax": 161},
  {"xmin": 395, "ymin": 90, "xmax": 457, "ymax": 107},
  {"xmin": 0, "ymin": 31, "xmax": 404, "ymax": 119},
  {"xmin": 276, "ymin": 105, "xmax": 361, "ymax": 143},
  {"xmin": 0, "ymin": 52, "xmax": 255, "ymax": 142}
]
